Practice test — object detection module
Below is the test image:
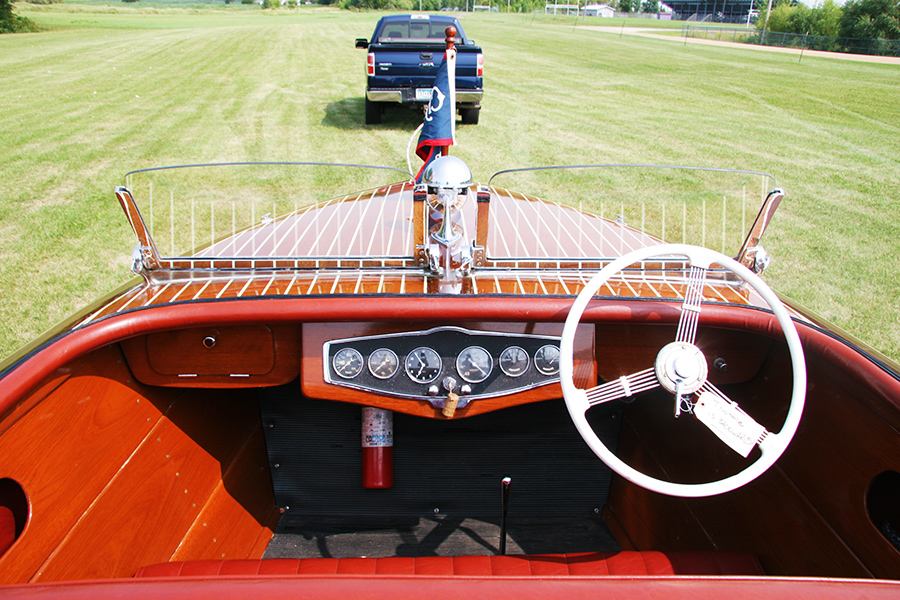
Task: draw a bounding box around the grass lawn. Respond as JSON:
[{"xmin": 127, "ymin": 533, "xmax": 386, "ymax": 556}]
[{"xmin": 1, "ymin": 5, "xmax": 898, "ymax": 361}]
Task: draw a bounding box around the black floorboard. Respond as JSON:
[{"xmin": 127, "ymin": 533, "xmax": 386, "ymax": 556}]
[{"xmin": 264, "ymin": 515, "xmax": 619, "ymax": 559}]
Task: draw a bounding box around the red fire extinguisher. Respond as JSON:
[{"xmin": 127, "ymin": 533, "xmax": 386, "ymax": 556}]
[{"xmin": 362, "ymin": 407, "xmax": 393, "ymax": 488}]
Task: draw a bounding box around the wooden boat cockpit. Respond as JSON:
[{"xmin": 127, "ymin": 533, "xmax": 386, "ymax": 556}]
[{"xmin": 1, "ymin": 159, "xmax": 899, "ymax": 598}]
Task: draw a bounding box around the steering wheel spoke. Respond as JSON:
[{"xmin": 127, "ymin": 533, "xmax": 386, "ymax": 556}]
[
  {"xmin": 675, "ymin": 263, "xmax": 708, "ymax": 345},
  {"xmin": 585, "ymin": 368, "xmax": 659, "ymax": 406}
]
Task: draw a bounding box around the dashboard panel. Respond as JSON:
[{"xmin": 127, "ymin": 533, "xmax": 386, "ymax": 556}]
[
  {"xmin": 302, "ymin": 322, "xmax": 596, "ymax": 419},
  {"xmin": 324, "ymin": 326, "xmax": 562, "ymax": 409}
]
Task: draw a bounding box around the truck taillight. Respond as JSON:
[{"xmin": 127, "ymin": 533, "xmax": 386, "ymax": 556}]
[
  {"xmin": 477, "ymin": 53, "xmax": 484, "ymax": 77},
  {"xmin": 367, "ymin": 52, "xmax": 375, "ymax": 77}
]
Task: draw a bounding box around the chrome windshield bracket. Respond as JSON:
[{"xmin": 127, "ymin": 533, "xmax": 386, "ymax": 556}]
[
  {"xmin": 130, "ymin": 245, "xmax": 153, "ymax": 278},
  {"xmin": 744, "ymin": 246, "xmax": 771, "ymax": 274},
  {"xmin": 737, "ymin": 188, "xmax": 784, "ymax": 270}
]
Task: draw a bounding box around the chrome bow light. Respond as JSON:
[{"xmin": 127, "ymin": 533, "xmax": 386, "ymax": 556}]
[
  {"xmin": 418, "ymin": 156, "xmax": 475, "ymax": 289},
  {"xmin": 422, "ymin": 156, "xmax": 472, "ymax": 246}
]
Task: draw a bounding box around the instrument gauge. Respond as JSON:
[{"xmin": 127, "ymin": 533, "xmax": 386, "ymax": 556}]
[
  {"xmin": 456, "ymin": 346, "xmax": 493, "ymax": 384},
  {"xmin": 333, "ymin": 348, "xmax": 363, "ymax": 379},
  {"xmin": 405, "ymin": 347, "xmax": 442, "ymax": 384},
  {"xmin": 368, "ymin": 348, "xmax": 399, "ymax": 380},
  {"xmin": 499, "ymin": 346, "xmax": 529, "ymax": 377},
  {"xmin": 534, "ymin": 344, "xmax": 560, "ymax": 376}
]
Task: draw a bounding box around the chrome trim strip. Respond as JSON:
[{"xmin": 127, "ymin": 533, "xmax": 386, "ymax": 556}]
[{"xmin": 366, "ymin": 89, "xmax": 483, "ymax": 103}]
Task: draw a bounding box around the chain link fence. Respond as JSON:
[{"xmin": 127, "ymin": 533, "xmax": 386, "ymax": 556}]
[{"xmin": 682, "ymin": 25, "xmax": 900, "ymax": 57}]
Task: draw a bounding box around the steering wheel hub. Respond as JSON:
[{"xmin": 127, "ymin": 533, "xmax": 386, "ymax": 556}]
[{"xmin": 655, "ymin": 341, "xmax": 708, "ymax": 395}]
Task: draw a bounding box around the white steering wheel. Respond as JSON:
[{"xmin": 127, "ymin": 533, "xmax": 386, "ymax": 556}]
[{"xmin": 560, "ymin": 244, "xmax": 806, "ymax": 498}]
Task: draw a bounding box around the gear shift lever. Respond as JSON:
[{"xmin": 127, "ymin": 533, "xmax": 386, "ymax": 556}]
[{"xmin": 500, "ymin": 476, "xmax": 511, "ymax": 555}]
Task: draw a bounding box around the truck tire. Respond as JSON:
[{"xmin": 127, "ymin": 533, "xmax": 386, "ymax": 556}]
[
  {"xmin": 460, "ymin": 107, "xmax": 480, "ymax": 125},
  {"xmin": 365, "ymin": 99, "xmax": 382, "ymax": 125}
]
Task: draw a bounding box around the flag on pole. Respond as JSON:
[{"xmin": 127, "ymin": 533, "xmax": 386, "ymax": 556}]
[{"xmin": 415, "ymin": 47, "xmax": 456, "ymax": 183}]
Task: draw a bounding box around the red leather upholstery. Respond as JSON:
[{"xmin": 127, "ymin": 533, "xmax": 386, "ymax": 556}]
[
  {"xmin": 135, "ymin": 551, "xmax": 764, "ymax": 578},
  {"xmin": 0, "ymin": 506, "xmax": 16, "ymax": 556}
]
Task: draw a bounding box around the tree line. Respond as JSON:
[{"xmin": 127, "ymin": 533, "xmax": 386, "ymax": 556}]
[
  {"xmin": 340, "ymin": 0, "xmax": 664, "ymax": 12},
  {"xmin": 757, "ymin": 0, "xmax": 900, "ymax": 41}
]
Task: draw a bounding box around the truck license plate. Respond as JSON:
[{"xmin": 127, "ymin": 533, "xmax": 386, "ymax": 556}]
[{"xmin": 415, "ymin": 88, "xmax": 433, "ymax": 102}]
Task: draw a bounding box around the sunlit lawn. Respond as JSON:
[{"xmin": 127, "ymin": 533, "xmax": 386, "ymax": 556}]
[{"xmin": 1, "ymin": 5, "xmax": 898, "ymax": 360}]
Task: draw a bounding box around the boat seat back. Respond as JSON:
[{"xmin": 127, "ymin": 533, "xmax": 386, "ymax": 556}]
[{"xmin": 135, "ymin": 551, "xmax": 764, "ymax": 578}]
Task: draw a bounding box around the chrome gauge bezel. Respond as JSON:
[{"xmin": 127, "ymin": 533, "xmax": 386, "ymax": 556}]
[
  {"xmin": 404, "ymin": 346, "xmax": 442, "ymax": 384},
  {"xmin": 499, "ymin": 345, "xmax": 530, "ymax": 378},
  {"xmin": 456, "ymin": 345, "xmax": 493, "ymax": 384},
  {"xmin": 368, "ymin": 348, "xmax": 399, "ymax": 380},
  {"xmin": 534, "ymin": 344, "xmax": 561, "ymax": 376},
  {"xmin": 332, "ymin": 347, "xmax": 364, "ymax": 379}
]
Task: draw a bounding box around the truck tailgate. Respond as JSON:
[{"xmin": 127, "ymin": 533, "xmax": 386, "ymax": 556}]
[{"xmin": 369, "ymin": 46, "xmax": 482, "ymax": 90}]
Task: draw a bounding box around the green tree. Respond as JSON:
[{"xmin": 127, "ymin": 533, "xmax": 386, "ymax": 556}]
[
  {"xmin": 757, "ymin": 0, "xmax": 801, "ymax": 33},
  {"xmin": 1, "ymin": 0, "xmax": 38, "ymax": 33},
  {"xmin": 641, "ymin": 0, "xmax": 659, "ymax": 12},
  {"xmin": 814, "ymin": 0, "xmax": 843, "ymax": 37},
  {"xmin": 840, "ymin": 0, "xmax": 900, "ymax": 39},
  {"xmin": 341, "ymin": 0, "xmax": 408, "ymax": 8},
  {"xmin": 0, "ymin": 0, "xmax": 13, "ymax": 24},
  {"xmin": 618, "ymin": 0, "xmax": 635, "ymax": 12},
  {"xmin": 755, "ymin": 0, "xmax": 843, "ymax": 37}
]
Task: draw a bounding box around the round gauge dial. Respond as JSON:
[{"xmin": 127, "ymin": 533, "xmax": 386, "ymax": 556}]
[
  {"xmin": 499, "ymin": 346, "xmax": 529, "ymax": 377},
  {"xmin": 332, "ymin": 347, "xmax": 363, "ymax": 379},
  {"xmin": 534, "ymin": 344, "xmax": 561, "ymax": 376},
  {"xmin": 405, "ymin": 347, "xmax": 442, "ymax": 384},
  {"xmin": 456, "ymin": 346, "xmax": 493, "ymax": 384},
  {"xmin": 368, "ymin": 348, "xmax": 399, "ymax": 380}
]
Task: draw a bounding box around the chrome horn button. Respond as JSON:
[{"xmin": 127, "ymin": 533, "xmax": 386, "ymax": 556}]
[{"xmin": 654, "ymin": 341, "xmax": 708, "ymax": 395}]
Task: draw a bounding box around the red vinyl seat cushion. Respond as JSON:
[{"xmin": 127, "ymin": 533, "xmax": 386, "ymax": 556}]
[
  {"xmin": 0, "ymin": 506, "xmax": 16, "ymax": 556},
  {"xmin": 135, "ymin": 551, "xmax": 764, "ymax": 578}
]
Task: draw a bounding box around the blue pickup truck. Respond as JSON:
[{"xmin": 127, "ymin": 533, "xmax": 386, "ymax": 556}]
[{"xmin": 355, "ymin": 14, "xmax": 484, "ymax": 125}]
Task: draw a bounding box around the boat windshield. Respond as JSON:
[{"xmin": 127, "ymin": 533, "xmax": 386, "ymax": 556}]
[
  {"xmin": 122, "ymin": 162, "xmax": 414, "ymax": 264},
  {"xmin": 120, "ymin": 163, "xmax": 778, "ymax": 269},
  {"xmin": 487, "ymin": 165, "xmax": 778, "ymax": 262}
]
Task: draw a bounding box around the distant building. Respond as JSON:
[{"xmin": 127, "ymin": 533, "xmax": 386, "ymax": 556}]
[
  {"xmin": 581, "ymin": 4, "xmax": 616, "ymax": 17},
  {"xmin": 663, "ymin": 0, "xmax": 754, "ymax": 23}
]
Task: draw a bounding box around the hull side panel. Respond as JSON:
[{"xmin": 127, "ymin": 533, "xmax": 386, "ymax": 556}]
[{"xmin": 0, "ymin": 346, "xmax": 276, "ymax": 584}]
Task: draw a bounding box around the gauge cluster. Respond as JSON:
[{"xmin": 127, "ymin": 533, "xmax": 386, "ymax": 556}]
[{"xmin": 324, "ymin": 326, "xmax": 560, "ymax": 402}]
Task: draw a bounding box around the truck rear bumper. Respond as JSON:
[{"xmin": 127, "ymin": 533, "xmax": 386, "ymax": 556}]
[{"xmin": 367, "ymin": 89, "xmax": 483, "ymax": 105}]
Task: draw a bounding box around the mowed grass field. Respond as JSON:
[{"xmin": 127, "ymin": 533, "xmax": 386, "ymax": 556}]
[{"xmin": 1, "ymin": 5, "xmax": 898, "ymax": 361}]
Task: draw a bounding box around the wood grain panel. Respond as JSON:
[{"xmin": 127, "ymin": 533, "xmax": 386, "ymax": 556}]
[
  {"xmin": 121, "ymin": 325, "xmax": 301, "ymax": 388},
  {"xmin": 605, "ymin": 346, "xmax": 877, "ymax": 578},
  {"xmin": 0, "ymin": 345, "xmax": 178, "ymax": 585},
  {"xmin": 0, "ymin": 368, "xmax": 73, "ymax": 437},
  {"xmin": 301, "ymin": 322, "xmax": 596, "ymax": 418},
  {"xmin": 777, "ymin": 345, "xmax": 900, "ymax": 579},
  {"xmin": 595, "ymin": 323, "xmax": 772, "ymax": 385},
  {"xmin": 147, "ymin": 326, "xmax": 276, "ymax": 375},
  {"xmin": 607, "ymin": 435, "xmax": 872, "ymax": 577},
  {"xmin": 32, "ymin": 389, "xmax": 259, "ymax": 582},
  {"xmin": 689, "ymin": 469, "xmax": 871, "ymax": 577},
  {"xmin": 172, "ymin": 425, "xmax": 277, "ymax": 561}
]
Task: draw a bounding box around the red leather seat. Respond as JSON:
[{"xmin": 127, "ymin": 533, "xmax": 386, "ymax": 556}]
[
  {"xmin": 135, "ymin": 551, "xmax": 764, "ymax": 578},
  {"xmin": 0, "ymin": 506, "xmax": 16, "ymax": 556}
]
